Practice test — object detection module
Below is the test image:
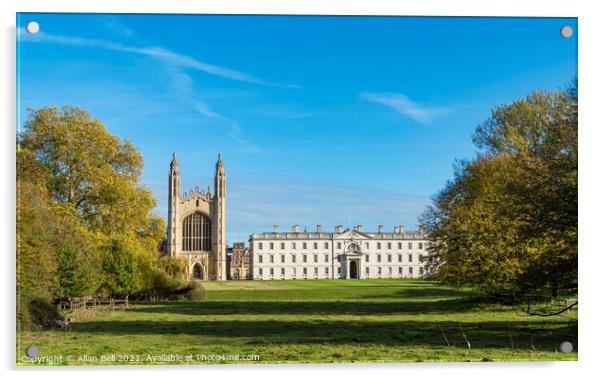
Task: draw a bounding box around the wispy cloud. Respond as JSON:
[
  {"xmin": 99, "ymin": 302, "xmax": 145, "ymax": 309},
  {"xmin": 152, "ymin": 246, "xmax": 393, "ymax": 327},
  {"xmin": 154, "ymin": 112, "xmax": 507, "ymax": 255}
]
[
  {"xmin": 97, "ymin": 15, "xmax": 135, "ymax": 37},
  {"xmin": 360, "ymin": 92, "xmax": 450, "ymax": 124},
  {"xmin": 19, "ymin": 30, "xmax": 297, "ymax": 88},
  {"xmin": 192, "ymin": 98, "xmax": 263, "ymax": 154},
  {"xmin": 20, "ymin": 28, "xmax": 268, "ymax": 152},
  {"xmin": 163, "ymin": 63, "xmax": 263, "ymax": 154},
  {"xmin": 226, "ymin": 172, "xmax": 429, "ymax": 241}
]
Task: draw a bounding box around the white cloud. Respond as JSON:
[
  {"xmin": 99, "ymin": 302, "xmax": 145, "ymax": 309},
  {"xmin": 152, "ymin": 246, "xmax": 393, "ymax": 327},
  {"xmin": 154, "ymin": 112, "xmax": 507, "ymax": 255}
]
[
  {"xmin": 19, "ymin": 29, "xmax": 297, "ymax": 88},
  {"xmin": 361, "ymin": 92, "xmax": 450, "ymax": 124}
]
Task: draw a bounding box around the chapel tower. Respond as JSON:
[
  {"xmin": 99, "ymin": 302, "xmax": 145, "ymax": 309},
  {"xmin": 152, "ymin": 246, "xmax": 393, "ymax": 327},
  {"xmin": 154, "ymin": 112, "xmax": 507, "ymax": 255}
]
[
  {"xmin": 213, "ymin": 153, "xmax": 227, "ymax": 280},
  {"xmin": 166, "ymin": 153, "xmax": 226, "ymax": 280},
  {"xmin": 167, "ymin": 152, "xmax": 180, "ymax": 257}
]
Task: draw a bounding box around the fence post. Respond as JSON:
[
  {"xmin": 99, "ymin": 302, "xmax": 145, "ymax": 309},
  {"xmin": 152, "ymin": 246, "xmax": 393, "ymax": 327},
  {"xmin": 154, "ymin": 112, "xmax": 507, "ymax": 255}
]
[{"xmin": 125, "ymin": 296, "xmax": 129, "ymax": 308}]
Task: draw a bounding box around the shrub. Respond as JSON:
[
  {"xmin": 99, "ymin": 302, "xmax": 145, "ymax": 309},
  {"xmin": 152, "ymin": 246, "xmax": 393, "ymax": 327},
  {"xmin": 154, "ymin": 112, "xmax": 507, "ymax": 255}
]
[
  {"xmin": 136, "ymin": 268, "xmax": 206, "ymax": 301},
  {"xmin": 184, "ymin": 281, "xmax": 206, "ymax": 301},
  {"xmin": 158, "ymin": 256, "xmax": 188, "ymax": 280},
  {"xmin": 18, "ymin": 297, "xmax": 61, "ymax": 330}
]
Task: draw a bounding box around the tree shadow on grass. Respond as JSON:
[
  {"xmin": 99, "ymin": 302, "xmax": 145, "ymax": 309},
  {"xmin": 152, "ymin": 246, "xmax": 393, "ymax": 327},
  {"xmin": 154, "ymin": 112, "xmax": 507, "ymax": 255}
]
[
  {"xmin": 128, "ymin": 298, "xmax": 486, "ymax": 316},
  {"xmin": 70, "ymin": 318, "xmax": 577, "ymax": 353},
  {"xmin": 360, "ymin": 286, "xmax": 477, "ymax": 299}
]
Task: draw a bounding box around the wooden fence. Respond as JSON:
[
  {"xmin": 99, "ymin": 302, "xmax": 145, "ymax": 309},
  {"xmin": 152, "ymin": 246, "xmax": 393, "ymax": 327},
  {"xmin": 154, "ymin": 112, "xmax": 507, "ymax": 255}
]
[{"xmin": 57, "ymin": 297, "xmax": 130, "ymax": 311}]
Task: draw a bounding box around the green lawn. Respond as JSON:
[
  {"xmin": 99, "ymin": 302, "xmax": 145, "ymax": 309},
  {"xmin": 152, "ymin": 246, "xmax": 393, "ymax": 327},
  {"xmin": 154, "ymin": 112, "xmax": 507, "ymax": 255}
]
[{"xmin": 17, "ymin": 279, "xmax": 577, "ymax": 365}]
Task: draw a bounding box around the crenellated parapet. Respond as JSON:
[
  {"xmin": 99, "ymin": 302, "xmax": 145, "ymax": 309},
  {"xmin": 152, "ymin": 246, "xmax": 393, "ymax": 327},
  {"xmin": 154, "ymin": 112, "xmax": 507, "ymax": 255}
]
[{"xmin": 180, "ymin": 186, "xmax": 213, "ymax": 204}]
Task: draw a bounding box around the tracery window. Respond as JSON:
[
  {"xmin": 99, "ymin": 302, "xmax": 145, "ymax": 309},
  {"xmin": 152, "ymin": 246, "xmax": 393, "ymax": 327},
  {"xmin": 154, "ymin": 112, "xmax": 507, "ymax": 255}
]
[{"xmin": 182, "ymin": 212, "xmax": 211, "ymax": 251}]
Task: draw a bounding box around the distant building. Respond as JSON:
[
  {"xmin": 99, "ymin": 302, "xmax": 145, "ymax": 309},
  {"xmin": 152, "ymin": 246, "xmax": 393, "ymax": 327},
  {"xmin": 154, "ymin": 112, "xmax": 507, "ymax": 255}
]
[
  {"xmin": 229, "ymin": 242, "xmax": 252, "ymax": 280},
  {"xmin": 249, "ymin": 224, "xmax": 430, "ymax": 280}
]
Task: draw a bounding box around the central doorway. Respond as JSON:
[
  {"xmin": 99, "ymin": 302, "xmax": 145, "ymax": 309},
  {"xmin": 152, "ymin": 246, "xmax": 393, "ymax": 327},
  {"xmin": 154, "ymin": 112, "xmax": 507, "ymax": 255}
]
[
  {"xmin": 192, "ymin": 263, "xmax": 204, "ymax": 280},
  {"xmin": 349, "ymin": 260, "xmax": 358, "ymax": 279}
]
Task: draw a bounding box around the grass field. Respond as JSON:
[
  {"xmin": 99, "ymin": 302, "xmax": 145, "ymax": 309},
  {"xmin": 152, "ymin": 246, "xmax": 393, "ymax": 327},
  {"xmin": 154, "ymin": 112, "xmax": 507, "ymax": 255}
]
[{"xmin": 17, "ymin": 279, "xmax": 577, "ymax": 365}]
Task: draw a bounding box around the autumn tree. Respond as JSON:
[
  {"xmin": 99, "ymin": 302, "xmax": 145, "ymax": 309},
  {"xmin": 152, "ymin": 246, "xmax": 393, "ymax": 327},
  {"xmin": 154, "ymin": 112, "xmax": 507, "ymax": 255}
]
[
  {"xmin": 17, "ymin": 104, "xmax": 209, "ymax": 328},
  {"xmin": 17, "ymin": 152, "xmax": 58, "ymax": 301},
  {"xmin": 17, "ymin": 146, "xmax": 100, "ymax": 327},
  {"xmin": 421, "ymin": 81, "xmax": 577, "ymax": 302},
  {"xmin": 18, "ymin": 105, "xmax": 167, "ymax": 301},
  {"xmin": 19, "ymin": 105, "xmax": 156, "ymax": 237}
]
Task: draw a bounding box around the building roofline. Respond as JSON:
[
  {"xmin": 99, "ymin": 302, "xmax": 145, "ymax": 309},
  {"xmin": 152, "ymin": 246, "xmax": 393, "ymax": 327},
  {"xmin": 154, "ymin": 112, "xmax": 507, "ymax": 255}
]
[{"xmin": 249, "ymin": 231, "xmax": 427, "ymax": 240}]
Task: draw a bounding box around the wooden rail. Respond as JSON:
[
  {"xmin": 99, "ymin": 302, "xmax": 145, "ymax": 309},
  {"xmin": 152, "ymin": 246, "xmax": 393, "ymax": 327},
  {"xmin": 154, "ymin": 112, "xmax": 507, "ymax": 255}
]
[{"xmin": 57, "ymin": 297, "xmax": 130, "ymax": 311}]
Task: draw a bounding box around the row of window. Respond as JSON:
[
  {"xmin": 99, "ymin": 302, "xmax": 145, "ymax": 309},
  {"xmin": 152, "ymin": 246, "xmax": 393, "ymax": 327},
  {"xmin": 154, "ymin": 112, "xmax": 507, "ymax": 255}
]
[
  {"xmin": 256, "ymin": 241, "xmax": 425, "ymax": 251},
  {"xmin": 256, "ymin": 266, "xmax": 425, "ymax": 277},
  {"xmin": 256, "ymin": 253, "xmax": 424, "ymax": 264},
  {"xmin": 231, "ymin": 257, "xmax": 251, "ymax": 265},
  {"xmin": 361, "ymin": 253, "xmax": 424, "ymax": 263}
]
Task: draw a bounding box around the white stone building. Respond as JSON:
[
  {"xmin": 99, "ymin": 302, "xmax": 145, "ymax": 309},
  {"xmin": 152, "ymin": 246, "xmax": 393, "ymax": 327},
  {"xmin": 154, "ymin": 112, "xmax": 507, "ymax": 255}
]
[{"xmin": 249, "ymin": 224, "xmax": 430, "ymax": 280}]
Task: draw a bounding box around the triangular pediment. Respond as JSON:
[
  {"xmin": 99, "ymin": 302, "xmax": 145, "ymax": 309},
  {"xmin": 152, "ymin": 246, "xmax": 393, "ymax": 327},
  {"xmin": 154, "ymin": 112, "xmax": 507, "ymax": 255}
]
[
  {"xmin": 334, "ymin": 229, "xmax": 373, "ymax": 240},
  {"xmin": 344, "ymin": 249, "xmax": 363, "ymax": 256}
]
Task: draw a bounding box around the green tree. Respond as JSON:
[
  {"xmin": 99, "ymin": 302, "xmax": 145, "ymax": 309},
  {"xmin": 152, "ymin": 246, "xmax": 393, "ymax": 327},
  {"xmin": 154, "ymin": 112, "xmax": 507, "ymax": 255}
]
[
  {"xmin": 421, "ymin": 82, "xmax": 577, "ymax": 302},
  {"xmin": 101, "ymin": 238, "xmax": 139, "ymax": 297},
  {"xmin": 55, "ymin": 243, "xmax": 98, "ymax": 300}
]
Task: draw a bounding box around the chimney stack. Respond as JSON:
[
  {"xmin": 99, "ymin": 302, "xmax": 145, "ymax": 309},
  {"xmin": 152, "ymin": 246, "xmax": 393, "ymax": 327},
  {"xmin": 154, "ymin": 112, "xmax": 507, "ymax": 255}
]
[
  {"xmin": 335, "ymin": 225, "xmax": 343, "ymax": 233},
  {"xmin": 394, "ymin": 226, "xmax": 400, "ymax": 234},
  {"xmin": 292, "ymin": 224, "xmax": 300, "ymax": 233},
  {"xmin": 419, "ymin": 224, "xmax": 425, "ymax": 235},
  {"xmin": 316, "ymin": 224, "xmax": 322, "ymax": 233},
  {"xmin": 399, "ymin": 225, "xmax": 405, "ymax": 234},
  {"xmin": 273, "ymin": 224, "xmax": 279, "ymax": 233},
  {"xmin": 378, "ymin": 225, "xmax": 384, "ymax": 234},
  {"xmin": 354, "ymin": 224, "xmax": 363, "ymax": 232}
]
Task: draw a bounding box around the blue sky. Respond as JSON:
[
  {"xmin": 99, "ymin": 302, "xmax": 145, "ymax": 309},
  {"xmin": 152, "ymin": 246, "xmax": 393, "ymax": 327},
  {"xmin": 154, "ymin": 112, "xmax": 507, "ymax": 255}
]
[{"xmin": 17, "ymin": 14, "xmax": 577, "ymax": 242}]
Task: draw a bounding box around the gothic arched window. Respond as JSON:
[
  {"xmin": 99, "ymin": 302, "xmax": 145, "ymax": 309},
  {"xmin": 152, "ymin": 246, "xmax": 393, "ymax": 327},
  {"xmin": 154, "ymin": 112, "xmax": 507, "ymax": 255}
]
[{"xmin": 182, "ymin": 212, "xmax": 212, "ymax": 251}]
